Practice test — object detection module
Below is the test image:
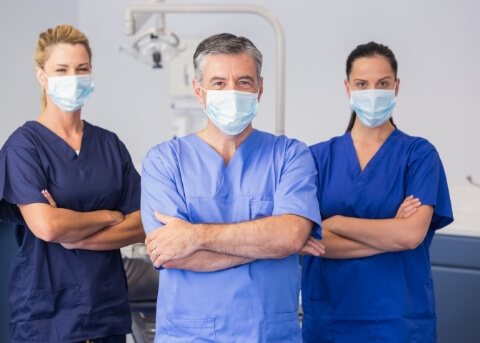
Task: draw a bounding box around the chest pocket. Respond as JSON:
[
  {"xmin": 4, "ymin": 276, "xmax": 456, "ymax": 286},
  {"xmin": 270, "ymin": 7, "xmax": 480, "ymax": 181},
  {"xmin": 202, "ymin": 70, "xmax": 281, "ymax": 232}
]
[
  {"xmin": 250, "ymin": 199, "xmax": 274, "ymax": 220},
  {"xmin": 187, "ymin": 197, "xmax": 273, "ymax": 224}
]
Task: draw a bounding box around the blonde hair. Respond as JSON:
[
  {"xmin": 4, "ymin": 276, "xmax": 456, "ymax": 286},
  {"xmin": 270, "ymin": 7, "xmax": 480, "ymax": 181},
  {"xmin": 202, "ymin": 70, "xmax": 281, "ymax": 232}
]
[{"xmin": 34, "ymin": 24, "xmax": 92, "ymax": 111}]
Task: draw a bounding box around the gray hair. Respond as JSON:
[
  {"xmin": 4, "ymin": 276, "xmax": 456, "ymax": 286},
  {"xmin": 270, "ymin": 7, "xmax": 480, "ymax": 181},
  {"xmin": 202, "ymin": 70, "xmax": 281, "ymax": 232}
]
[{"xmin": 193, "ymin": 33, "xmax": 263, "ymax": 86}]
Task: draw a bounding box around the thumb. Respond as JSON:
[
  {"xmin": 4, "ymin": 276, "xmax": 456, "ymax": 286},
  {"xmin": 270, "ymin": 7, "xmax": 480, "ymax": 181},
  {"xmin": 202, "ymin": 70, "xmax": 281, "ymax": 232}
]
[{"xmin": 154, "ymin": 211, "xmax": 169, "ymax": 224}]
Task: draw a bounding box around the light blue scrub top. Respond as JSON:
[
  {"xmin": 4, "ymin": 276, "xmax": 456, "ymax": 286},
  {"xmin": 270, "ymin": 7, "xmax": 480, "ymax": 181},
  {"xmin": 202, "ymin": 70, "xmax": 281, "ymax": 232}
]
[
  {"xmin": 141, "ymin": 129, "xmax": 321, "ymax": 343},
  {"xmin": 302, "ymin": 129, "xmax": 453, "ymax": 343}
]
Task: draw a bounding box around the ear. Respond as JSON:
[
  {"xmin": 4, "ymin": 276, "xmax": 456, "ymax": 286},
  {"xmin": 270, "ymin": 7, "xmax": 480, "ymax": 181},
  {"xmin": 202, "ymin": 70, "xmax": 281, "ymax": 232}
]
[
  {"xmin": 257, "ymin": 77, "xmax": 264, "ymax": 102},
  {"xmin": 35, "ymin": 67, "xmax": 47, "ymax": 87},
  {"xmin": 192, "ymin": 79, "xmax": 205, "ymax": 106},
  {"xmin": 344, "ymin": 79, "xmax": 351, "ymax": 97},
  {"xmin": 394, "ymin": 78, "xmax": 400, "ymax": 96}
]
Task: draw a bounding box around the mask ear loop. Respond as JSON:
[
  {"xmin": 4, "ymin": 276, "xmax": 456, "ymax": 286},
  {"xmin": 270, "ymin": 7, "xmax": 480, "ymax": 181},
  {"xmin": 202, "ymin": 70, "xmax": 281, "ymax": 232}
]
[
  {"xmin": 346, "ymin": 82, "xmax": 356, "ymax": 100},
  {"xmin": 38, "ymin": 69, "xmax": 51, "ymax": 95}
]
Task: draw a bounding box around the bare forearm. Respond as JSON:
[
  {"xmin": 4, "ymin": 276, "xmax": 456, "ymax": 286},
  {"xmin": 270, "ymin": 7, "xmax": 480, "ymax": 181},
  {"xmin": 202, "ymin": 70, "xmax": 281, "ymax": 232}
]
[
  {"xmin": 147, "ymin": 213, "xmax": 314, "ymax": 269},
  {"xmin": 326, "ymin": 206, "xmax": 433, "ymax": 252},
  {"xmin": 197, "ymin": 214, "xmax": 312, "ymax": 259},
  {"xmin": 320, "ymin": 230, "xmax": 385, "ymax": 259},
  {"xmin": 19, "ymin": 203, "xmax": 123, "ymax": 243},
  {"xmin": 162, "ymin": 250, "xmax": 254, "ymax": 272},
  {"xmin": 62, "ymin": 211, "xmax": 145, "ymax": 250}
]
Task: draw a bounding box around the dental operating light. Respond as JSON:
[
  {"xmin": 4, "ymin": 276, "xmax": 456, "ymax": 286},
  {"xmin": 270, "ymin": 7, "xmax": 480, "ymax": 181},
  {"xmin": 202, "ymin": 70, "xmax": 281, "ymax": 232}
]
[{"xmin": 121, "ymin": 0, "xmax": 286, "ymax": 135}]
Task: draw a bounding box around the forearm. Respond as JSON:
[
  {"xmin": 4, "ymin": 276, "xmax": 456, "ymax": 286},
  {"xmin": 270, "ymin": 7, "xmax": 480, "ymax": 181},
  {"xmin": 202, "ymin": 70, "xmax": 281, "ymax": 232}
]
[
  {"xmin": 320, "ymin": 230, "xmax": 385, "ymax": 259},
  {"xmin": 62, "ymin": 211, "xmax": 145, "ymax": 250},
  {"xmin": 162, "ymin": 250, "xmax": 254, "ymax": 272},
  {"xmin": 146, "ymin": 213, "xmax": 313, "ymax": 269},
  {"xmin": 197, "ymin": 214, "xmax": 312, "ymax": 259},
  {"xmin": 325, "ymin": 205, "xmax": 434, "ymax": 252},
  {"xmin": 19, "ymin": 203, "xmax": 123, "ymax": 243}
]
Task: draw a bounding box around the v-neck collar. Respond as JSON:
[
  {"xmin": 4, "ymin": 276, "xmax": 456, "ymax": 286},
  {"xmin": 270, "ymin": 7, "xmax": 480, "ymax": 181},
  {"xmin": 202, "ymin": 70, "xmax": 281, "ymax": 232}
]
[
  {"xmin": 346, "ymin": 129, "xmax": 399, "ymax": 179},
  {"xmin": 28, "ymin": 120, "xmax": 88, "ymax": 161},
  {"xmin": 190, "ymin": 129, "xmax": 258, "ymax": 169}
]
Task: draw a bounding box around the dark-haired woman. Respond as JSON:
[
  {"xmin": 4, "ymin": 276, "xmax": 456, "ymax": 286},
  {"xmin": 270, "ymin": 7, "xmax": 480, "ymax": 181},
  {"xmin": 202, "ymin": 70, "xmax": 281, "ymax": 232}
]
[{"xmin": 301, "ymin": 42, "xmax": 453, "ymax": 343}]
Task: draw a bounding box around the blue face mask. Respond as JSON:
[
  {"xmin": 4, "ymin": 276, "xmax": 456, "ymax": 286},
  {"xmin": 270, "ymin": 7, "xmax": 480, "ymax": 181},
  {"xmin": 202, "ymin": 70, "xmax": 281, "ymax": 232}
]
[
  {"xmin": 349, "ymin": 86, "xmax": 396, "ymax": 128},
  {"xmin": 202, "ymin": 88, "xmax": 258, "ymax": 135},
  {"xmin": 42, "ymin": 70, "xmax": 95, "ymax": 112}
]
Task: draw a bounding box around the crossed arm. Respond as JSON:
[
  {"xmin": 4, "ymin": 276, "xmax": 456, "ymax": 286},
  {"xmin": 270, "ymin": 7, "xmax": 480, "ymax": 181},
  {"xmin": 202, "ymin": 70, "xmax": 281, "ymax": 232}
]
[
  {"xmin": 18, "ymin": 190, "xmax": 144, "ymax": 250},
  {"xmin": 304, "ymin": 195, "xmax": 434, "ymax": 259},
  {"xmin": 145, "ymin": 212, "xmax": 325, "ymax": 272}
]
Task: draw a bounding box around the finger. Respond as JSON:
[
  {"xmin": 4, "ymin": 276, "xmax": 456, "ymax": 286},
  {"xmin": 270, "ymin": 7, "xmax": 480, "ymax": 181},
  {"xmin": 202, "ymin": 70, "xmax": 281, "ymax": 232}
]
[
  {"xmin": 301, "ymin": 245, "xmax": 323, "ymax": 256},
  {"xmin": 154, "ymin": 211, "xmax": 169, "ymax": 224},
  {"xmin": 307, "ymin": 237, "xmax": 325, "ymax": 251},
  {"xmin": 311, "ymin": 239, "xmax": 326, "ymax": 252},
  {"xmin": 149, "ymin": 247, "xmax": 159, "ymax": 263},
  {"xmin": 304, "ymin": 240, "xmax": 325, "ymax": 256},
  {"xmin": 145, "ymin": 234, "xmax": 154, "ymax": 246},
  {"xmin": 145, "ymin": 228, "xmax": 160, "ymax": 245},
  {"xmin": 154, "ymin": 254, "xmax": 169, "ymax": 269},
  {"xmin": 41, "ymin": 189, "xmax": 57, "ymax": 207},
  {"xmin": 403, "ymin": 207, "xmax": 418, "ymax": 218}
]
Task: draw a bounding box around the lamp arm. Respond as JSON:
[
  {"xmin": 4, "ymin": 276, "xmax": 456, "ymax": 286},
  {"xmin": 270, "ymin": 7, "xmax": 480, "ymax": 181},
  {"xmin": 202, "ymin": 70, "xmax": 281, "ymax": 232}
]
[{"xmin": 125, "ymin": 3, "xmax": 286, "ymax": 135}]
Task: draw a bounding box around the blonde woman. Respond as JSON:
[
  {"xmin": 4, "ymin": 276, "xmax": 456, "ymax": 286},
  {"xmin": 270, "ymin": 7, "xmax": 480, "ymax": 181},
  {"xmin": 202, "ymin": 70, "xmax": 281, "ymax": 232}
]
[{"xmin": 0, "ymin": 24, "xmax": 144, "ymax": 342}]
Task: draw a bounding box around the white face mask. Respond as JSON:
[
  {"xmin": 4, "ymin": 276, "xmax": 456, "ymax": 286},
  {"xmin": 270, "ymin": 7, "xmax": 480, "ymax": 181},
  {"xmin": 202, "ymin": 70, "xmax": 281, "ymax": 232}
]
[
  {"xmin": 201, "ymin": 88, "xmax": 259, "ymax": 135},
  {"xmin": 349, "ymin": 84, "xmax": 397, "ymax": 128},
  {"xmin": 41, "ymin": 70, "xmax": 95, "ymax": 112}
]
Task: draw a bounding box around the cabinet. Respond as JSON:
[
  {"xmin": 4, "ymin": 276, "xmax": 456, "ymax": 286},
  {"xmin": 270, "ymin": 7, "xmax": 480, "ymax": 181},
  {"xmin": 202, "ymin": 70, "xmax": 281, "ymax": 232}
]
[{"xmin": 430, "ymin": 233, "xmax": 480, "ymax": 343}]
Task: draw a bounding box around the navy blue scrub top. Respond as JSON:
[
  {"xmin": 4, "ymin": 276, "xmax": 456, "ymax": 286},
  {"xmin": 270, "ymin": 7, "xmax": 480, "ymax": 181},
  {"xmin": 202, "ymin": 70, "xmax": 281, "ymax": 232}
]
[
  {"xmin": 0, "ymin": 121, "xmax": 141, "ymax": 342},
  {"xmin": 302, "ymin": 129, "xmax": 454, "ymax": 343}
]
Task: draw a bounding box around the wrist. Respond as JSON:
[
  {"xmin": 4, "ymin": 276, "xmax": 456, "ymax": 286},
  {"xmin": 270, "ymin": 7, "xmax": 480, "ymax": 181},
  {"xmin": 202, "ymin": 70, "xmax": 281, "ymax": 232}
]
[{"xmin": 193, "ymin": 223, "xmax": 206, "ymax": 250}]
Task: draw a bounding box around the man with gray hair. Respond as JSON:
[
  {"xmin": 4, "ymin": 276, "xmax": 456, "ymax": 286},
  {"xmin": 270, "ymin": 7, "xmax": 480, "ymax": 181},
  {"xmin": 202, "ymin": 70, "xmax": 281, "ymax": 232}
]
[{"xmin": 141, "ymin": 33, "xmax": 324, "ymax": 342}]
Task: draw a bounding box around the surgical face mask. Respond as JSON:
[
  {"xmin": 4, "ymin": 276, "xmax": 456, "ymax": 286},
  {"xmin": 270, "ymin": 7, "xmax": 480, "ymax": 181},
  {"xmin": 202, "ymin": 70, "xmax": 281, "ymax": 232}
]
[
  {"xmin": 201, "ymin": 87, "xmax": 259, "ymax": 135},
  {"xmin": 41, "ymin": 70, "xmax": 95, "ymax": 112},
  {"xmin": 349, "ymin": 85, "xmax": 397, "ymax": 128}
]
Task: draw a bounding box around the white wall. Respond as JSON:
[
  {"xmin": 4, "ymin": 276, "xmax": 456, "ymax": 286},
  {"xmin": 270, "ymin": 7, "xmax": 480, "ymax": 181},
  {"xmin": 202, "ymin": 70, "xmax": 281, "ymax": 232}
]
[{"xmin": 1, "ymin": 0, "xmax": 479, "ymax": 187}]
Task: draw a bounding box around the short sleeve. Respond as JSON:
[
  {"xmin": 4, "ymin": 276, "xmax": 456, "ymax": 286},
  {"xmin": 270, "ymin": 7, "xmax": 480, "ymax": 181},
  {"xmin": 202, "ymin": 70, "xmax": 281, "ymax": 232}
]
[
  {"xmin": 117, "ymin": 139, "xmax": 141, "ymax": 215},
  {"xmin": 0, "ymin": 140, "xmax": 48, "ymax": 224},
  {"xmin": 272, "ymin": 139, "xmax": 322, "ymax": 239},
  {"xmin": 141, "ymin": 143, "xmax": 189, "ymax": 235},
  {"xmin": 406, "ymin": 141, "xmax": 453, "ymax": 230}
]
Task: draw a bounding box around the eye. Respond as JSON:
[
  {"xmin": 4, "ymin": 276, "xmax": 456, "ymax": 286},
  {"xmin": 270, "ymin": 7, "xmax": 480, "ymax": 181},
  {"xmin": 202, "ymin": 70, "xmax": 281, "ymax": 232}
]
[
  {"xmin": 211, "ymin": 81, "xmax": 225, "ymax": 89},
  {"xmin": 355, "ymin": 82, "xmax": 366, "ymax": 89},
  {"xmin": 378, "ymin": 81, "xmax": 389, "ymax": 88},
  {"xmin": 237, "ymin": 80, "xmax": 254, "ymax": 90}
]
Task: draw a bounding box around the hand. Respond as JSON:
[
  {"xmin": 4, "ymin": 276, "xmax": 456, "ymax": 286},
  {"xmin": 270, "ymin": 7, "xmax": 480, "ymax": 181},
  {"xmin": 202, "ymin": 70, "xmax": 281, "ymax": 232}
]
[
  {"xmin": 42, "ymin": 188, "xmax": 124, "ymax": 225},
  {"xmin": 145, "ymin": 212, "xmax": 199, "ymax": 268},
  {"xmin": 395, "ymin": 195, "xmax": 421, "ymax": 219},
  {"xmin": 109, "ymin": 210, "xmax": 125, "ymax": 226},
  {"xmin": 299, "ymin": 236, "xmax": 326, "ymax": 256},
  {"xmin": 41, "ymin": 189, "xmax": 57, "ymax": 207},
  {"xmin": 61, "ymin": 242, "xmax": 76, "ymax": 250}
]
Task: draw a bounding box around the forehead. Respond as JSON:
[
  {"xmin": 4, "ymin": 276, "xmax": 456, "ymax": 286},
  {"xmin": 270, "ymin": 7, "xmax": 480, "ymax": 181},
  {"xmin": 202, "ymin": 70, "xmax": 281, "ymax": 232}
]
[
  {"xmin": 45, "ymin": 43, "xmax": 90, "ymax": 67},
  {"xmin": 350, "ymin": 55, "xmax": 394, "ymax": 79},
  {"xmin": 203, "ymin": 53, "xmax": 257, "ymax": 80}
]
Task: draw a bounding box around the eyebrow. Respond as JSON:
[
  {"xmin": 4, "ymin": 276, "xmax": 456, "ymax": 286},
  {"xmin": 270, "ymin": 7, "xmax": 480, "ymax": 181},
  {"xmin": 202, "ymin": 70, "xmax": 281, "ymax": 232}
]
[
  {"xmin": 53, "ymin": 63, "xmax": 90, "ymax": 68},
  {"xmin": 207, "ymin": 76, "xmax": 226, "ymax": 83},
  {"xmin": 352, "ymin": 76, "xmax": 393, "ymax": 82},
  {"xmin": 208, "ymin": 75, "xmax": 256, "ymax": 83}
]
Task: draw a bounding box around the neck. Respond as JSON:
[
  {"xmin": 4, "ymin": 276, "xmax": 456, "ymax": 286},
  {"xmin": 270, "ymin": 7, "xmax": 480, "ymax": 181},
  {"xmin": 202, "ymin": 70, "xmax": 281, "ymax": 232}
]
[
  {"xmin": 197, "ymin": 122, "xmax": 253, "ymax": 165},
  {"xmin": 351, "ymin": 120, "xmax": 395, "ymax": 144},
  {"xmin": 37, "ymin": 107, "xmax": 84, "ymax": 143}
]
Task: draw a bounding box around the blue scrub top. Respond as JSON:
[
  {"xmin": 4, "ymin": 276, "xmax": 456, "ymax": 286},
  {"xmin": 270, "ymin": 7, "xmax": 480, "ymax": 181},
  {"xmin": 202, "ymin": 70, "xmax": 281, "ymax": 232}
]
[
  {"xmin": 141, "ymin": 129, "xmax": 321, "ymax": 343},
  {"xmin": 0, "ymin": 121, "xmax": 140, "ymax": 342},
  {"xmin": 302, "ymin": 129, "xmax": 453, "ymax": 343}
]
